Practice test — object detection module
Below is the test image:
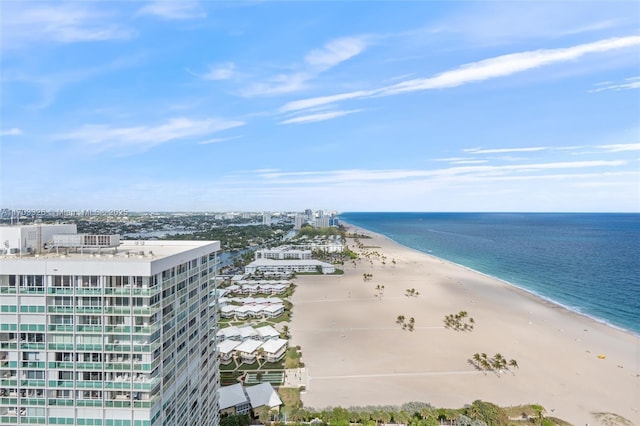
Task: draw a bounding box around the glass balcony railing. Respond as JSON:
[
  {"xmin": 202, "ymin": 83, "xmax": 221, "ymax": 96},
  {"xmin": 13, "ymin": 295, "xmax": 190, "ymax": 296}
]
[
  {"xmin": 76, "ymin": 325, "xmax": 103, "ymax": 333},
  {"xmin": 48, "ymin": 398, "xmax": 74, "ymax": 406}
]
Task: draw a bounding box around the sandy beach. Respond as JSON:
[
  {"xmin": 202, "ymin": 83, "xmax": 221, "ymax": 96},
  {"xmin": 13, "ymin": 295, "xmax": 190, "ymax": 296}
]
[{"xmin": 289, "ymin": 224, "xmax": 640, "ymax": 426}]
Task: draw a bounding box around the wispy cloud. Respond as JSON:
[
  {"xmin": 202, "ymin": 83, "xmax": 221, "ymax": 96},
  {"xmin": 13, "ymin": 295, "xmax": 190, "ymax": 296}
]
[
  {"xmin": 463, "ymin": 147, "xmax": 549, "ymax": 155},
  {"xmin": 279, "ymin": 109, "xmax": 362, "ymax": 125},
  {"xmin": 254, "ymin": 160, "xmax": 627, "ymax": 185},
  {"xmin": 198, "ymin": 136, "xmax": 242, "ymax": 145},
  {"xmin": 589, "ymin": 76, "xmax": 640, "ymax": 93},
  {"xmin": 597, "ymin": 143, "xmax": 640, "ymax": 152},
  {"xmin": 137, "ymin": 1, "xmax": 206, "ymax": 20},
  {"xmin": 242, "ymin": 35, "xmax": 369, "ymax": 97},
  {"xmin": 305, "ymin": 37, "xmax": 367, "ymax": 71},
  {"xmin": 241, "ymin": 73, "xmax": 310, "ymax": 97},
  {"xmin": 281, "ymin": 35, "xmax": 640, "ymax": 112},
  {"xmin": 57, "ymin": 117, "xmax": 244, "ymax": 153},
  {"xmin": 1, "ymin": 3, "xmax": 134, "ymax": 49},
  {"xmin": 0, "ymin": 128, "xmax": 23, "ymax": 136}
]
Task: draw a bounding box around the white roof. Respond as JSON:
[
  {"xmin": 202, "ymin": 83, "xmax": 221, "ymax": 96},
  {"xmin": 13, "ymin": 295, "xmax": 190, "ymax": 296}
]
[
  {"xmin": 217, "ymin": 326, "xmax": 241, "ymax": 339},
  {"xmin": 255, "ymin": 325, "xmax": 279, "ymax": 338},
  {"xmin": 263, "ymin": 304, "xmax": 284, "ymax": 313},
  {"xmin": 259, "ymin": 338, "xmax": 287, "ymax": 354},
  {"xmin": 238, "ymin": 326, "xmax": 258, "ymax": 339},
  {"xmin": 245, "ymin": 383, "xmax": 283, "ymax": 408},
  {"xmin": 220, "ymin": 305, "xmax": 235, "ymax": 314},
  {"xmin": 217, "ymin": 340, "xmax": 241, "ymax": 355},
  {"xmin": 218, "ymin": 383, "xmax": 249, "ymax": 410},
  {"xmin": 247, "ymin": 305, "xmax": 264, "ymax": 313},
  {"xmin": 226, "ymin": 285, "xmax": 240, "ymax": 291},
  {"xmin": 235, "ymin": 339, "xmax": 263, "ymax": 354},
  {"xmin": 248, "ymin": 258, "xmax": 333, "ymax": 267}
]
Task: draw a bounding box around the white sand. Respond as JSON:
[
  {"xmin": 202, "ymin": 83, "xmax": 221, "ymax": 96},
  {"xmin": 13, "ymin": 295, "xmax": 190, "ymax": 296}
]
[{"xmin": 289, "ymin": 225, "xmax": 640, "ymax": 426}]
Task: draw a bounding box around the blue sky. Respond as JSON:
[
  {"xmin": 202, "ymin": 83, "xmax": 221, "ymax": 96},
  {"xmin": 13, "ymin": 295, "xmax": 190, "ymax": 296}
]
[{"xmin": 1, "ymin": 1, "xmax": 639, "ymax": 213}]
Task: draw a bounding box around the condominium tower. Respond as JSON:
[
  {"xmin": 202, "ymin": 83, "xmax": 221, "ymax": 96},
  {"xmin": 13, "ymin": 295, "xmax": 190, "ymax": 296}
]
[{"xmin": 0, "ymin": 224, "xmax": 221, "ymax": 426}]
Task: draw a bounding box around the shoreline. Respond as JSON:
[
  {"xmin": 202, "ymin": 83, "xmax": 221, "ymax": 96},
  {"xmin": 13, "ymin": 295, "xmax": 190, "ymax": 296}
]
[
  {"xmin": 343, "ymin": 220, "xmax": 640, "ymax": 338},
  {"xmin": 289, "ymin": 222, "xmax": 640, "ymax": 426}
]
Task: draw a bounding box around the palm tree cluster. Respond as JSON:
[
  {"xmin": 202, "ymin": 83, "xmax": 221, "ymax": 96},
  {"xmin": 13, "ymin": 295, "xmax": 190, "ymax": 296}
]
[
  {"xmin": 362, "ymin": 273, "xmax": 373, "ymax": 282},
  {"xmin": 469, "ymin": 352, "xmax": 519, "ymax": 375},
  {"xmin": 443, "ymin": 310, "xmax": 475, "ymax": 331},
  {"xmin": 374, "ymin": 284, "xmax": 385, "ymax": 300},
  {"xmin": 405, "ymin": 288, "xmax": 420, "ymax": 297},
  {"xmin": 397, "ymin": 315, "xmax": 415, "ymax": 331}
]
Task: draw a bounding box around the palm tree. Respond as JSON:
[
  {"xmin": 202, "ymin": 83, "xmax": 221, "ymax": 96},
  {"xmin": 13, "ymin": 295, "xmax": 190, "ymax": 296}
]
[
  {"xmin": 256, "ymin": 347, "xmax": 265, "ymax": 367},
  {"xmin": 280, "ymin": 325, "xmax": 290, "ymax": 339},
  {"xmin": 396, "ymin": 315, "xmax": 405, "ymax": 324},
  {"xmin": 508, "ymin": 359, "xmax": 519, "ymax": 370},
  {"xmin": 472, "ymin": 353, "xmax": 482, "ymax": 365}
]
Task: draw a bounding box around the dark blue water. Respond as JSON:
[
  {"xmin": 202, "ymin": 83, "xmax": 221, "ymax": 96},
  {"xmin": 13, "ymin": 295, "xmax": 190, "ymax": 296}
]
[{"xmin": 339, "ymin": 212, "xmax": 640, "ymax": 334}]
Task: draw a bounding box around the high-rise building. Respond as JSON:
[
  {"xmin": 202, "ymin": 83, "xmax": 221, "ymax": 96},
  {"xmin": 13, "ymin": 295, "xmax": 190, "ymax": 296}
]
[
  {"xmin": 262, "ymin": 212, "xmax": 271, "ymax": 226},
  {"xmin": 0, "ymin": 225, "xmax": 221, "ymax": 426}
]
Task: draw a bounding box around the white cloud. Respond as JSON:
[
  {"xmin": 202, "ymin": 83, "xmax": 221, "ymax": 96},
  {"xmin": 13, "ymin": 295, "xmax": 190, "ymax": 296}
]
[
  {"xmin": 1, "ymin": 128, "xmax": 23, "ymax": 136},
  {"xmin": 305, "ymin": 37, "xmax": 367, "ymax": 71},
  {"xmin": 279, "ymin": 109, "xmax": 362, "ymax": 125},
  {"xmin": 241, "ymin": 73, "xmax": 310, "ymax": 97},
  {"xmin": 589, "ymin": 76, "xmax": 640, "ymax": 93},
  {"xmin": 242, "ymin": 35, "xmax": 368, "ymax": 97},
  {"xmin": 381, "ymin": 36, "xmax": 640, "ymax": 95},
  {"xmin": 57, "ymin": 117, "xmax": 244, "ymax": 152},
  {"xmin": 137, "ymin": 1, "xmax": 206, "ymax": 20},
  {"xmin": 280, "ymin": 90, "xmax": 375, "ymax": 113},
  {"xmin": 255, "ymin": 160, "xmax": 627, "ymax": 186},
  {"xmin": 463, "ymin": 147, "xmax": 549, "ymax": 154},
  {"xmin": 281, "ymin": 35, "xmax": 640, "ymax": 112},
  {"xmin": 198, "ymin": 136, "xmax": 241, "ymax": 145},
  {"xmin": 202, "ymin": 63, "xmax": 235, "ymax": 81},
  {"xmin": 1, "ymin": 3, "xmax": 134, "ymax": 49},
  {"xmin": 597, "ymin": 143, "xmax": 640, "ymax": 152}
]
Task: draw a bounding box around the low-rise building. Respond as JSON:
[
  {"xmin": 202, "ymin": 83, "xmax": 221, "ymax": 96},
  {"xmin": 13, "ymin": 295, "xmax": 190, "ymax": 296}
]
[{"xmin": 245, "ymin": 258, "xmax": 336, "ymax": 275}]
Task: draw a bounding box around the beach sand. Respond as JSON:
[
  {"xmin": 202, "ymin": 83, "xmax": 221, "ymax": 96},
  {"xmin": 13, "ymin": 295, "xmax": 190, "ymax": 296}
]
[{"xmin": 289, "ymin": 224, "xmax": 640, "ymax": 426}]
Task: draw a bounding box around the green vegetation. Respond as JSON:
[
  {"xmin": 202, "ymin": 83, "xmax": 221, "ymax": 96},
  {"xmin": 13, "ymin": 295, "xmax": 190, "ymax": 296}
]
[
  {"xmin": 277, "ymin": 401, "xmax": 571, "ymax": 426},
  {"xmin": 405, "ymin": 288, "xmax": 420, "ymax": 297},
  {"xmin": 396, "ymin": 315, "xmax": 415, "ymax": 331},
  {"xmin": 284, "ymin": 347, "xmax": 303, "ymax": 369},
  {"xmin": 469, "ymin": 353, "xmax": 519, "ymax": 376},
  {"xmin": 295, "ymin": 225, "xmax": 343, "ymax": 239},
  {"xmin": 165, "ymin": 223, "xmax": 292, "ymax": 250},
  {"xmin": 220, "ymin": 414, "xmax": 251, "ymax": 426},
  {"xmin": 278, "ymin": 387, "xmax": 302, "ymax": 411},
  {"xmin": 444, "ymin": 310, "xmax": 475, "ymax": 331}
]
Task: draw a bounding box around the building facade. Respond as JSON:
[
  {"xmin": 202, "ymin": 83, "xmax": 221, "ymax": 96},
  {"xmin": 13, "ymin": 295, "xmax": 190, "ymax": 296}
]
[{"xmin": 0, "ymin": 225, "xmax": 221, "ymax": 426}]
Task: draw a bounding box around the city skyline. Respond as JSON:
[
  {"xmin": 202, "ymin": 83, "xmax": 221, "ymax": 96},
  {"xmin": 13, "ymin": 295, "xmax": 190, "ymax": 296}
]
[{"xmin": 1, "ymin": 1, "xmax": 639, "ymax": 212}]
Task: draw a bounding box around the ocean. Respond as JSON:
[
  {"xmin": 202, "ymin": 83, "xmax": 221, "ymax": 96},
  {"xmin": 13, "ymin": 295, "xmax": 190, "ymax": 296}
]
[{"xmin": 338, "ymin": 212, "xmax": 640, "ymax": 335}]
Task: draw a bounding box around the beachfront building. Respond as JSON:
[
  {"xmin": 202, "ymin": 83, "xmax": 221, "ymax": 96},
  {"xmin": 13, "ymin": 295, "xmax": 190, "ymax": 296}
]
[
  {"xmin": 218, "ymin": 383, "xmax": 282, "ymax": 416},
  {"xmin": 0, "ymin": 224, "xmax": 221, "ymax": 426},
  {"xmin": 258, "ymin": 339, "xmax": 288, "ymax": 363},
  {"xmin": 244, "ymin": 259, "xmax": 335, "ymax": 275},
  {"xmin": 254, "ymin": 248, "xmax": 312, "ymax": 261}
]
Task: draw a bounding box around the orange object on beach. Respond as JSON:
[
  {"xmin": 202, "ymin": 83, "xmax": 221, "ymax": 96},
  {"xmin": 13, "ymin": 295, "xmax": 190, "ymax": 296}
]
[{"xmin": 597, "ymin": 354, "xmax": 606, "ymax": 359}]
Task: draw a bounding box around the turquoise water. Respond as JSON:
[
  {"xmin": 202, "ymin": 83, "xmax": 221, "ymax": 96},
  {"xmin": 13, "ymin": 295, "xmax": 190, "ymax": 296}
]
[{"xmin": 339, "ymin": 212, "xmax": 640, "ymax": 334}]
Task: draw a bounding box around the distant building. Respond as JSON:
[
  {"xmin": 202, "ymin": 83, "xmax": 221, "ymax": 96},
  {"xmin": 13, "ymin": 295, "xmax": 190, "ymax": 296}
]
[
  {"xmin": 262, "ymin": 212, "xmax": 271, "ymax": 226},
  {"xmin": 245, "ymin": 258, "xmax": 336, "ymax": 275},
  {"xmin": 255, "ymin": 247, "xmax": 312, "ymax": 260}
]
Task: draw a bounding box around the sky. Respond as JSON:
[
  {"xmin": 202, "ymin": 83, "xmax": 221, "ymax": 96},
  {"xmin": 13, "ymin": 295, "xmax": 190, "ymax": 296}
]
[{"xmin": 1, "ymin": 1, "xmax": 639, "ymax": 213}]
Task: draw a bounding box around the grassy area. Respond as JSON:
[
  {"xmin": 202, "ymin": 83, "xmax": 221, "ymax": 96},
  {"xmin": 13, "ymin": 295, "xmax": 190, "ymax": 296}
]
[
  {"xmin": 284, "ymin": 347, "xmax": 303, "ymax": 369},
  {"xmin": 277, "ymin": 387, "xmax": 302, "ymax": 410}
]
